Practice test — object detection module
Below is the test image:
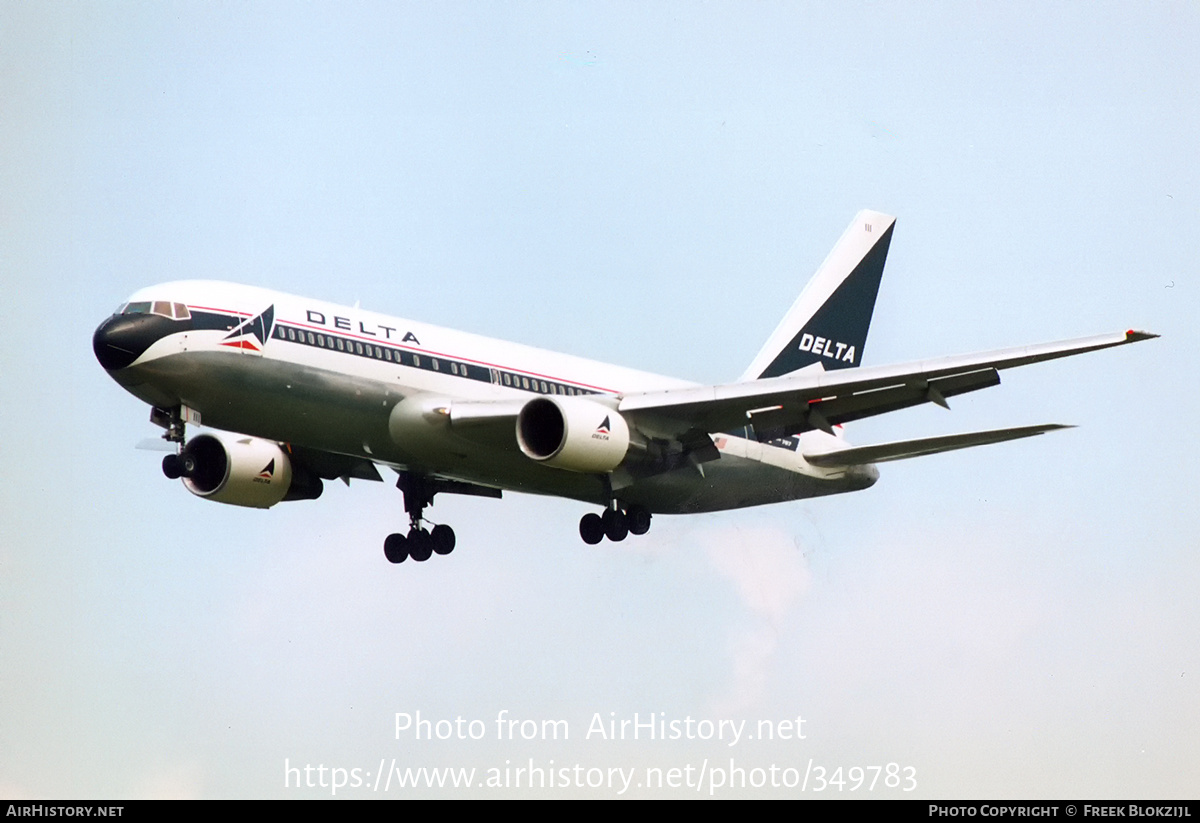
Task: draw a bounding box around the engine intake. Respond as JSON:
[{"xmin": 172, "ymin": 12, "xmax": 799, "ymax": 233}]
[
  {"xmin": 180, "ymin": 432, "xmax": 322, "ymax": 508},
  {"xmin": 516, "ymin": 397, "xmax": 630, "ymax": 473}
]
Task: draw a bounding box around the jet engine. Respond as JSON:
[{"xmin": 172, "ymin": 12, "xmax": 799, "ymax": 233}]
[
  {"xmin": 172, "ymin": 432, "xmax": 323, "ymax": 508},
  {"xmin": 516, "ymin": 396, "xmax": 630, "ymax": 473}
]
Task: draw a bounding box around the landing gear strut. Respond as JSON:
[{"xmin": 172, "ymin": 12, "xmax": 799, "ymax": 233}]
[
  {"xmin": 384, "ymin": 472, "xmax": 457, "ymax": 564},
  {"xmin": 155, "ymin": 405, "xmax": 191, "ymax": 480},
  {"xmin": 580, "ymin": 503, "xmax": 652, "ymax": 545}
]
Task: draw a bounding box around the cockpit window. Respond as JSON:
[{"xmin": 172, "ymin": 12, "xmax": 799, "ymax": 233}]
[{"xmin": 119, "ymin": 301, "xmax": 191, "ymax": 320}]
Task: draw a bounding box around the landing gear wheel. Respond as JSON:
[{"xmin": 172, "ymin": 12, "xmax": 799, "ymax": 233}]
[
  {"xmin": 602, "ymin": 508, "xmax": 628, "ymax": 542},
  {"xmin": 579, "ymin": 513, "xmax": 604, "ymax": 545},
  {"xmin": 431, "ymin": 524, "xmax": 456, "ymax": 556},
  {"xmin": 407, "ymin": 528, "xmax": 433, "ymax": 562},
  {"xmin": 162, "ymin": 453, "xmax": 183, "ymax": 479},
  {"xmin": 627, "ymin": 505, "xmax": 652, "ymax": 536},
  {"xmin": 384, "ymin": 533, "xmax": 408, "ymax": 564}
]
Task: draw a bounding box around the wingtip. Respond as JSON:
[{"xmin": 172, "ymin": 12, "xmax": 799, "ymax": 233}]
[{"xmin": 1125, "ymin": 329, "xmax": 1160, "ymax": 342}]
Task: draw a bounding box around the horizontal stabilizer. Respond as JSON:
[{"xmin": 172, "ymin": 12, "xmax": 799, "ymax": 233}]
[{"xmin": 802, "ymin": 424, "xmax": 1073, "ymax": 468}]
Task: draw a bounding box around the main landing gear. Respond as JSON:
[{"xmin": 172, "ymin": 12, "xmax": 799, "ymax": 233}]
[
  {"xmin": 384, "ymin": 523, "xmax": 455, "ymax": 564},
  {"xmin": 579, "ymin": 503, "xmax": 652, "ymax": 545},
  {"xmin": 385, "ymin": 473, "xmax": 456, "ymax": 564}
]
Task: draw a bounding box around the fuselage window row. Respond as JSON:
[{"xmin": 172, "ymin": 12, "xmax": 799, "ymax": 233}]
[{"xmin": 271, "ymin": 323, "xmax": 596, "ymax": 398}]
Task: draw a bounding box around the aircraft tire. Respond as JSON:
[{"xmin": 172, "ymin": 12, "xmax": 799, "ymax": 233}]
[
  {"xmin": 162, "ymin": 453, "xmax": 183, "ymax": 479},
  {"xmin": 579, "ymin": 513, "xmax": 604, "ymax": 545},
  {"xmin": 602, "ymin": 508, "xmax": 628, "ymax": 542},
  {"xmin": 384, "ymin": 533, "xmax": 408, "ymax": 564},
  {"xmin": 408, "ymin": 528, "xmax": 433, "ymax": 562},
  {"xmin": 627, "ymin": 505, "xmax": 652, "ymax": 536},
  {"xmin": 180, "ymin": 452, "xmax": 197, "ymax": 478},
  {"xmin": 431, "ymin": 524, "xmax": 456, "ymax": 555}
]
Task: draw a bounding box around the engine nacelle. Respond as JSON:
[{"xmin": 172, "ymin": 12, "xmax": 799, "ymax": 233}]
[
  {"xmin": 180, "ymin": 432, "xmax": 322, "ymax": 508},
  {"xmin": 516, "ymin": 396, "xmax": 630, "ymax": 473}
]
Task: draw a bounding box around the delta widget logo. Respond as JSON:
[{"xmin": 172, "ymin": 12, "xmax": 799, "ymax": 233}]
[
  {"xmin": 592, "ymin": 416, "xmax": 611, "ymax": 441},
  {"xmin": 222, "ymin": 305, "xmax": 275, "ymax": 352}
]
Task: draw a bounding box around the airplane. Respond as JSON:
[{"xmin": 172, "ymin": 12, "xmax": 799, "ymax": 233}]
[{"xmin": 92, "ymin": 211, "xmax": 1156, "ymax": 564}]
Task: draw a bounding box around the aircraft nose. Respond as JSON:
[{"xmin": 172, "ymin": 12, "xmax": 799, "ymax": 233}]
[{"xmin": 92, "ymin": 313, "xmax": 172, "ymax": 370}]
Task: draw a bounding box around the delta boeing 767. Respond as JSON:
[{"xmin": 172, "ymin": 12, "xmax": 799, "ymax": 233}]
[{"xmin": 92, "ymin": 211, "xmax": 1155, "ymax": 564}]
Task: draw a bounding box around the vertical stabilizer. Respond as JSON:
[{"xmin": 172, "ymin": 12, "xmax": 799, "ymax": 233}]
[{"xmin": 741, "ymin": 211, "xmax": 895, "ymax": 381}]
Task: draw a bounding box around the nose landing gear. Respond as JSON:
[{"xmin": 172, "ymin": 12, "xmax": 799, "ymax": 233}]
[{"xmin": 155, "ymin": 405, "xmax": 193, "ymax": 480}]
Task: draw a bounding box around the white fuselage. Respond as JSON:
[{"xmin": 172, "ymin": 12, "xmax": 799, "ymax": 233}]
[{"xmin": 101, "ymin": 281, "xmax": 877, "ymax": 513}]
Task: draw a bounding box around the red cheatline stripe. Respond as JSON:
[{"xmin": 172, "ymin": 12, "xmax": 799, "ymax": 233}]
[{"xmin": 191, "ymin": 303, "xmax": 617, "ymax": 394}]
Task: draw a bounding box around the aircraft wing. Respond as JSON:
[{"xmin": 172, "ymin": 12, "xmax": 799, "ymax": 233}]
[
  {"xmin": 619, "ymin": 330, "xmax": 1156, "ymax": 440},
  {"xmin": 288, "ymin": 444, "xmax": 384, "ymax": 483}
]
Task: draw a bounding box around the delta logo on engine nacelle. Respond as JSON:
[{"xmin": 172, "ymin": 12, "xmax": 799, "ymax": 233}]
[
  {"xmin": 593, "ymin": 416, "xmax": 612, "ymax": 440},
  {"xmin": 255, "ymin": 459, "xmax": 276, "ymax": 484}
]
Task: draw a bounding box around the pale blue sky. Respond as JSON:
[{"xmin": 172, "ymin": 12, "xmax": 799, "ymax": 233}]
[{"xmin": 2, "ymin": 1, "xmax": 1196, "ymax": 798}]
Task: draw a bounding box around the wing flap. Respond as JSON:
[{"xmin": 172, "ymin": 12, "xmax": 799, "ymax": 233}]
[
  {"xmin": 802, "ymin": 424, "xmax": 1072, "ymax": 467},
  {"xmin": 747, "ymin": 368, "xmax": 1001, "ymax": 440},
  {"xmin": 287, "ymin": 445, "xmax": 384, "ymax": 482}
]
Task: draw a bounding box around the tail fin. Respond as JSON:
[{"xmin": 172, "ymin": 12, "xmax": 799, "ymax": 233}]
[{"xmin": 740, "ymin": 210, "xmax": 895, "ymax": 381}]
